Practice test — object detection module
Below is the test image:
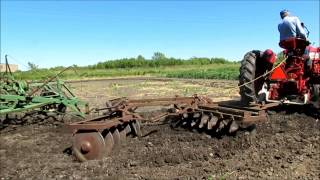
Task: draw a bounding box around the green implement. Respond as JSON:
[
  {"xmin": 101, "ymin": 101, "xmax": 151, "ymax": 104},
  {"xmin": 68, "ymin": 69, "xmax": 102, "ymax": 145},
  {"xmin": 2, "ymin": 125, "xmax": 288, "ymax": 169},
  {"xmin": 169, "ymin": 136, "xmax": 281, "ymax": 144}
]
[{"xmin": 0, "ymin": 55, "xmax": 88, "ymax": 120}]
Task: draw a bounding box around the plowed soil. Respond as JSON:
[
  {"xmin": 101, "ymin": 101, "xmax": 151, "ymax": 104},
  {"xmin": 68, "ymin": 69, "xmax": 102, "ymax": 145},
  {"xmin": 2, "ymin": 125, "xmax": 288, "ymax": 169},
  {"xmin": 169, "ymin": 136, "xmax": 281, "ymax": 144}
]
[{"xmin": 0, "ymin": 78, "xmax": 319, "ymax": 179}]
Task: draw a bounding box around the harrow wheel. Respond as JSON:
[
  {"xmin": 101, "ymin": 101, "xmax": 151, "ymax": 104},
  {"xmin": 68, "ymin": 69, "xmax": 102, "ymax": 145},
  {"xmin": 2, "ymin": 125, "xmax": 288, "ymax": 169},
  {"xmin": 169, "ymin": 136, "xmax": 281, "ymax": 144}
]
[
  {"xmin": 72, "ymin": 121, "xmax": 138, "ymax": 161},
  {"xmin": 172, "ymin": 112, "xmax": 240, "ymax": 135},
  {"xmin": 72, "ymin": 131, "xmax": 105, "ymax": 161}
]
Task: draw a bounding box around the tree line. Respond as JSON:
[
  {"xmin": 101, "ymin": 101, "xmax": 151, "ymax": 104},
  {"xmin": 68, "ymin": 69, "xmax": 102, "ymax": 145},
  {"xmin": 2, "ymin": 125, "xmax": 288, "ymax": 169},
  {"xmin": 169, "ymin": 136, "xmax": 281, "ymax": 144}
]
[{"xmin": 87, "ymin": 52, "xmax": 235, "ymax": 69}]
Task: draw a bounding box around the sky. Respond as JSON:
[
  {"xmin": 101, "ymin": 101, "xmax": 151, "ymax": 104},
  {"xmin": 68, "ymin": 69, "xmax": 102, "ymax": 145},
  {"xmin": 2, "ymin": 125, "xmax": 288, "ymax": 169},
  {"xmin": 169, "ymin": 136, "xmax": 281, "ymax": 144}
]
[{"xmin": 1, "ymin": 0, "xmax": 319, "ymax": 70}]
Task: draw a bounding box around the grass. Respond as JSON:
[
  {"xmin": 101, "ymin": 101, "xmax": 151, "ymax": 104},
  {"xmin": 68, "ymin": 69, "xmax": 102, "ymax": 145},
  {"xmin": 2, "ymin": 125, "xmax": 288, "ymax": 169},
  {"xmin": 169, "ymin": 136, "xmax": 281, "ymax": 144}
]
[
  {"xmin": 165, "ymin": 64, "xmax": 239, "ymax": 80},
  {"xmin": 12, "ymin": 64, "xmax": 240, "ymax": 81}
]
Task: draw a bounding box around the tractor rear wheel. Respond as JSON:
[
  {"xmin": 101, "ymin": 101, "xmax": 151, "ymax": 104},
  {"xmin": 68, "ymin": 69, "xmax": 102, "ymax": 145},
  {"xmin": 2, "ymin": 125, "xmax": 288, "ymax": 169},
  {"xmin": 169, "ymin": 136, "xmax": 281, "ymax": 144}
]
[
  {"xmin": 239, "ymin": 50, "xmax": 266, "ymax": 105},
  {"xmin": 311, "ymin": 85, "xmax": 320, "ymax": 110}
]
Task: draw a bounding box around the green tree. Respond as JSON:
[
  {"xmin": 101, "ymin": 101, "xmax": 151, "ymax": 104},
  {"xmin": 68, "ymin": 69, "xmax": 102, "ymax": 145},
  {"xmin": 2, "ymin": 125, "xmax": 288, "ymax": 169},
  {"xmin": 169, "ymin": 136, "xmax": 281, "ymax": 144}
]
[
  {"xmin": 152, "ymin": 52, "xmax": 166, "ymax": 60},
  {"xmin": 27, "ymin": 62, "xmax": 38, "ymax": 70},
  {"xmin": 276, "ymin": 51, "xmax": 285, "ymax": 64},
  {"xmin": 137, "ymin": 55, "xmax": 145, "ymax": 61}
]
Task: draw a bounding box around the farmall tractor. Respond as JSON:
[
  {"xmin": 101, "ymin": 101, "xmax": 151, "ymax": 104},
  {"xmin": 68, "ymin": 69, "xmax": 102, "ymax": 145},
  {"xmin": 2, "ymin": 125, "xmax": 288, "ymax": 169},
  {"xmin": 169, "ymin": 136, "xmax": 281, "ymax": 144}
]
[{"xmin": 239, "ymin": 37, "xmax": 320, "ymax": 111}]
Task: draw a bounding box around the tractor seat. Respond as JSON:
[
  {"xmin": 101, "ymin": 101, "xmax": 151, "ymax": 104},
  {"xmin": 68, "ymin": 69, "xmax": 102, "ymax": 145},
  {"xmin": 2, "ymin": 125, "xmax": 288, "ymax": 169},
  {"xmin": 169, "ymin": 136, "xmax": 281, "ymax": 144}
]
[{"xmin": 279, "ymin": 38, "xmax": 310, "ymax": 50}]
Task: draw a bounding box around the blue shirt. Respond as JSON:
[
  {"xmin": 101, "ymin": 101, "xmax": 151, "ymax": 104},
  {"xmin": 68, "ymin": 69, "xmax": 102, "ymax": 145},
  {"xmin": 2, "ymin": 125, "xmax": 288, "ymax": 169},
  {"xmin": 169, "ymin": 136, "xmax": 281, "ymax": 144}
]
[{"xmin": 278, "ymin": 16, "xmax": 307, "ymax": 41}]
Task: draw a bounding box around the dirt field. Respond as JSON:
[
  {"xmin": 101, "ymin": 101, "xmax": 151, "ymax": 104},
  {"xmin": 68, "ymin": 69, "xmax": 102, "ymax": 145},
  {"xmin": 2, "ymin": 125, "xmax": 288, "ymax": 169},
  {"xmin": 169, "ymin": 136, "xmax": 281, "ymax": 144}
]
[{"xmin": 1, "ymin": 78, "xmax": 319, "ymax": 179}]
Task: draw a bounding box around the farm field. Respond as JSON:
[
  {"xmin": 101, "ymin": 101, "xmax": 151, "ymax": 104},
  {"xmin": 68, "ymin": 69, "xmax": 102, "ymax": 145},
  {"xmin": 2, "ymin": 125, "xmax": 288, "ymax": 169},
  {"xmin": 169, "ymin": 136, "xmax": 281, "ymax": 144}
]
[
  {"xmin": 13, "ymin": 63, "xmax": 240, "ymax": 81},
  {"xmin": 0, "ymin": 78, "xmax": 319, "ymax": 179}
]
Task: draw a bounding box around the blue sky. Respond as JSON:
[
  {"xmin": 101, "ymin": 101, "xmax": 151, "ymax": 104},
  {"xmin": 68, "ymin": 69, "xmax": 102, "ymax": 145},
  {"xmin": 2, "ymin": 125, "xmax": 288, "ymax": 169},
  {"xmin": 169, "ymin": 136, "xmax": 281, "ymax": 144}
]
[{"xmin": 1, "ymin": 0, "xmax": 319, "ymax": 70}]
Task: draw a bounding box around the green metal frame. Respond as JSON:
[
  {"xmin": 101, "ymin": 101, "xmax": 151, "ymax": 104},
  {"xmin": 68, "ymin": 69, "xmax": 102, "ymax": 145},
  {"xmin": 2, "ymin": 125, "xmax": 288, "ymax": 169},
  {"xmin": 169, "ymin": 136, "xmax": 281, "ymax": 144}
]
[{"xmin": 0, "ymin": 57, "xmax": 88, "ymax": 118}]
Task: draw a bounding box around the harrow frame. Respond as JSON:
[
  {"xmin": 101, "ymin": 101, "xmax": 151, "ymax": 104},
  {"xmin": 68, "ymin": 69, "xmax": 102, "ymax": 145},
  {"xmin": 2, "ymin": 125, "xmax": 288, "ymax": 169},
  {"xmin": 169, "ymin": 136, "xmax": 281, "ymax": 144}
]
[{"xmin": 67, "ymin": 95, "xmax": 276, "ymax": 161}]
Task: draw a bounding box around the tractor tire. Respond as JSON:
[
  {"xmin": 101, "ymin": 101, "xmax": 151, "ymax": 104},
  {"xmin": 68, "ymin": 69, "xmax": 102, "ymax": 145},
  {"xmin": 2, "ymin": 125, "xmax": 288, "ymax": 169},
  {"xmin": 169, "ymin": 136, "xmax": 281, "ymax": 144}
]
[
  {"xmin": 239, "ymin": 50, "xmax": 265, "ymax": 105},
  {"xmin": 311, "ymin": 85, "xmax": 320, "ymax": 110}
]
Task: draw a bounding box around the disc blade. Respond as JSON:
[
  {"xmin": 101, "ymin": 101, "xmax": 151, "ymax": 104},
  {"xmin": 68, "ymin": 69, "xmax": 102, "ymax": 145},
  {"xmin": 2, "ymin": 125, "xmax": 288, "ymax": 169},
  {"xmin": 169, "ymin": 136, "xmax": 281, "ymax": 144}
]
[
  {"xmin": 183, "ymin": 113, "xmax": 189, "ymax": 118},
  {"xmin": 104, "ymin": 132, "xmax": 114, "ymax": 156},
  {"xmin": 125, "ymin": 124, "xmax": 131, "ymax": 134},
  {"xmin": 229, "ymin": 120, "xmax": 239, "ymax": 134},
  {"xmin": 199, "ymin": 114, "xmax": 209, "ymax": 128},
  {"xmin": 73, "ymin": 132, "xmax": 105, "ymax": 161},
  {"xmin": 135, "ymin": 121, "xmax": 142, "ymax": 137},
  {"xmin": 207, "ymin": 116, "xmax": 218, "ymax": 130},
  {"xmin": 112, "ymin": 129, "xmax": 121, "ymax": 148},
  {"xmin": 190, "ymin": 120, "xmax": 197, "ymax": 127},
  {"xmin": 217, "ymin": 120, "xmax": 227, "ymax": 132},
  {"xmin": 136, "ymin": 120, "xmax": 142, "ymax": 134},
  {"xmin": 193, "ymin": 112, "xmax": 201, "ymax": 118},
  {"xmin": 131, "ymin": 121, "xmax": 142, "ymax": 137},
  {"xmin": 192, "ymin": 115, "xmax": 202, "ymax": 127},
  {"xmin": 119, "ymin": 128, "xmax": 127, "ymax": 144},
  {"xmin": 182, "ymin": 121, "xmax": 187, "ymax": 126}
]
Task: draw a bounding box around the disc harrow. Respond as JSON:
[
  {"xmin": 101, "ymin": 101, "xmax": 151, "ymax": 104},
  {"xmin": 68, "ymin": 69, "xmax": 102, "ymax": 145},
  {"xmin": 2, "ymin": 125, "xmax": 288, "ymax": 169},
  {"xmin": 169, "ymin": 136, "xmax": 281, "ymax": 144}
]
[
  {"xmin": 67, "ymin": 95, "xmax": 274, "ymax": 161},
  {"xmin": 0, "ymin": 55, "xmax": 88, "ymax": 129}
]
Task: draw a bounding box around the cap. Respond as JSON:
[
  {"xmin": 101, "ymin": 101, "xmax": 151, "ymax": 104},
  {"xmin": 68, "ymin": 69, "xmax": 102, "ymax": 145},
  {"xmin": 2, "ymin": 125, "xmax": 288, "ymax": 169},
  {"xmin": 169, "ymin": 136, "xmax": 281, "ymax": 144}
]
[{"xmin": 280, "ymin": 9, "xmax": 289, "ymax": 18}]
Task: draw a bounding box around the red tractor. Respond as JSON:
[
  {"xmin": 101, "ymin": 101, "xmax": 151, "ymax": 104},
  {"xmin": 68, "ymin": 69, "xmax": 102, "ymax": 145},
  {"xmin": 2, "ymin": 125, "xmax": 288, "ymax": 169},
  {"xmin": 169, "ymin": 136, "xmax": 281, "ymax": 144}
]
[{"xmin": 239, "ymin": 37, "xmax": 320, "ymax": 111}]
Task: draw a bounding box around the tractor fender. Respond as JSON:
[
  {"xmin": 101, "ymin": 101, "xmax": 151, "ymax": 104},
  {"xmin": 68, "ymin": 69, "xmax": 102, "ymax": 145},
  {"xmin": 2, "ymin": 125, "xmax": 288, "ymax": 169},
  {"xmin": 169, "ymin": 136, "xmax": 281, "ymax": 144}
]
[{"xmin": 262, "ymin": 49, "xmax": 276, "ymax": 65}]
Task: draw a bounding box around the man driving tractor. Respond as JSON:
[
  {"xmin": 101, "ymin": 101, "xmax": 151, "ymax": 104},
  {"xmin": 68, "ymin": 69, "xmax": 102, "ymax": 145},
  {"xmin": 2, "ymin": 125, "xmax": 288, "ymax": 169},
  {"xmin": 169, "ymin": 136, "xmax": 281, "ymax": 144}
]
[
  {"xmin": 239, "ymin": 9, "xmax": 319, "ymax": 109},
  {"xmin": 278, "ymin": 9, "xmax": 307, "ymax": 41}
]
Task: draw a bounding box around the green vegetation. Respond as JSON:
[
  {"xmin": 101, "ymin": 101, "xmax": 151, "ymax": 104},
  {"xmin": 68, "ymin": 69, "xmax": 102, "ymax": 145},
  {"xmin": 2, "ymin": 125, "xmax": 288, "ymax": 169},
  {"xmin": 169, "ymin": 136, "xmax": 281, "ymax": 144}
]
[
  {"xmin": 11, "ymin": 52, "xmax": 240, "ymax": 81},
  {"xmin": 165, "ymin": 64, "xmax": 239, "ymax": 80},
  {"xmin": 27, "ymin": 62, "xmax": 39, "ymax": 71},
  {"xmin": 91, "ymin": 52, "xmax": 234, "ymax": 69}
]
